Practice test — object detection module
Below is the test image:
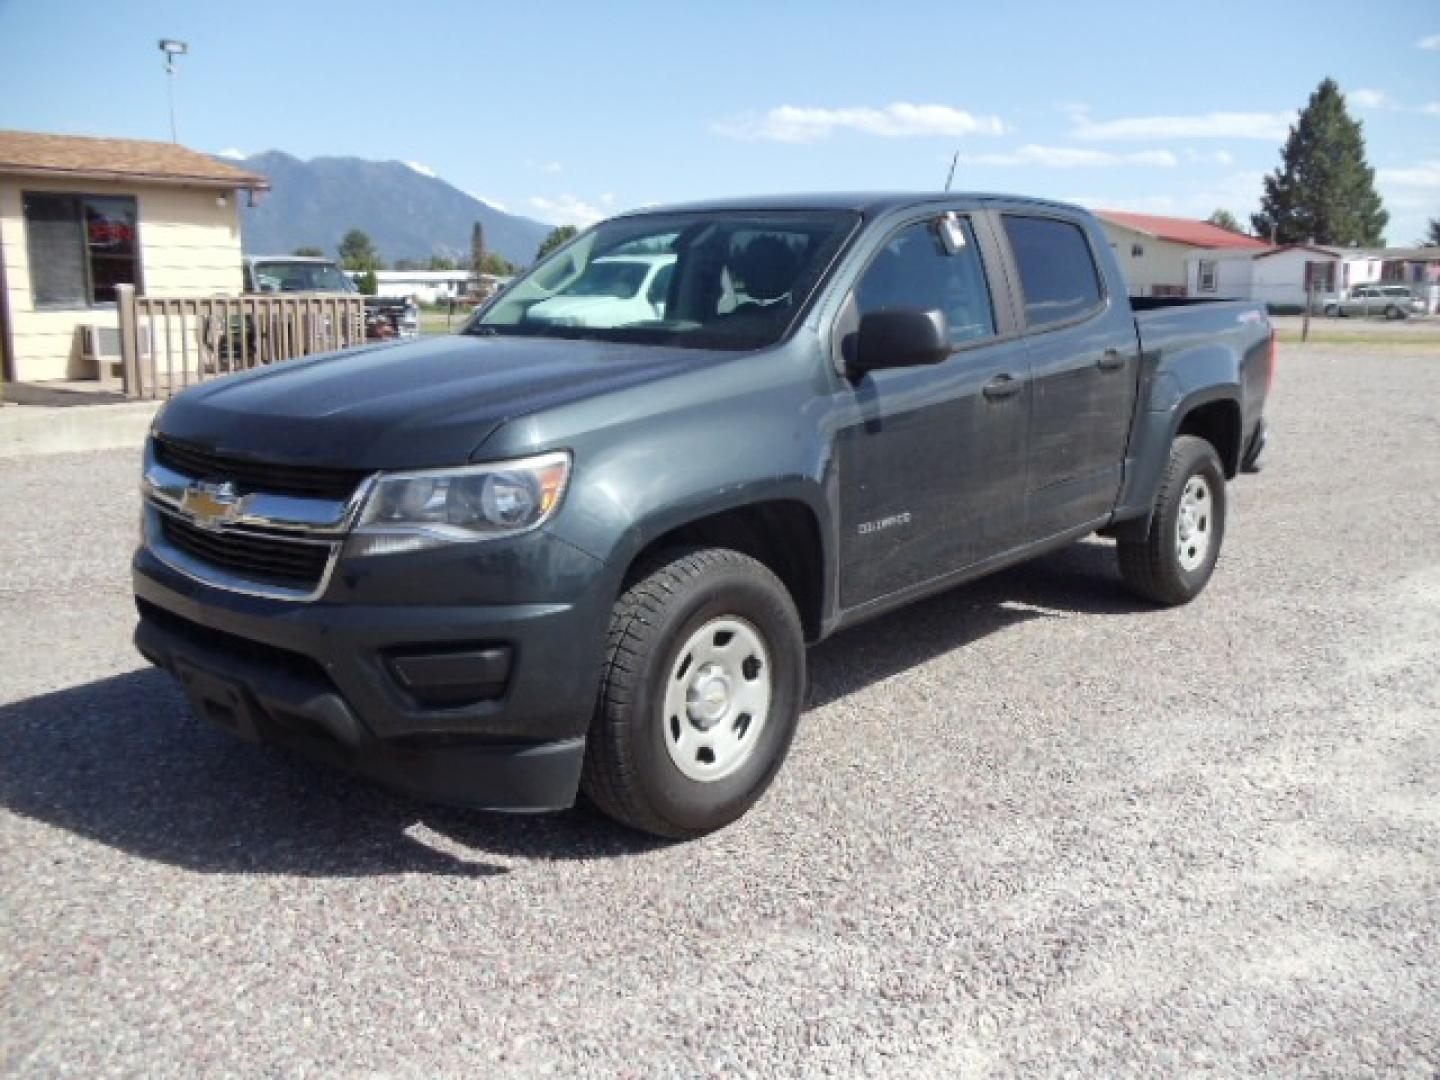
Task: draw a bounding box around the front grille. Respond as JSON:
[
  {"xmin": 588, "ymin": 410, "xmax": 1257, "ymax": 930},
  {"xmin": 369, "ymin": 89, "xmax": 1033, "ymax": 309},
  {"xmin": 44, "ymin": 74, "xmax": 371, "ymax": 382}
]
[
  {"xmin": 155, "ymin": 437, "xmax": 367, "ymax": 500},
  {"xmin": 159, "ymin": 513, "xmax": 333, "ymax": 591}
]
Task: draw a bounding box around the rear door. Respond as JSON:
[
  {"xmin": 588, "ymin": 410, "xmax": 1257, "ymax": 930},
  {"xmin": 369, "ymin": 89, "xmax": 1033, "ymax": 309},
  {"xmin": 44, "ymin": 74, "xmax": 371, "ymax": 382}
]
[
  {"xmin": 997, "ymin": 211, "xmax": 1140, "ymax": 538},
  {"xmin": 833, "ymin": 209, "xmax": 1031, "ymax": 608}
]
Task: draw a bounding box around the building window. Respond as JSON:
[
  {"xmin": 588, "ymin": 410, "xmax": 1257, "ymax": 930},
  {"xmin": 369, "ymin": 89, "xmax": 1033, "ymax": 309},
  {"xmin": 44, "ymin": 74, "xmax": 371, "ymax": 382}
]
[
  {"xmin": 1197, "ymin": 260, "xmax": 1217, "ymax": 293},
  {"xmin": 22, "ymin": 192, "xmax": 140, "ymax": 308},
  {"xmin": 1131, "ymin": 243, "xmax": 1144, "ymax": 258}
]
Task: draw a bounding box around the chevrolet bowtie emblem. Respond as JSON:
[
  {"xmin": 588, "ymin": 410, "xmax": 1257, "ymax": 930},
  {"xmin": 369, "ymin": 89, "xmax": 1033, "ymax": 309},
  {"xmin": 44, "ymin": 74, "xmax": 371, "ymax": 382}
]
[{"xmin": 180, "ymin": 480, "xmax": 250, "ymax": 529}]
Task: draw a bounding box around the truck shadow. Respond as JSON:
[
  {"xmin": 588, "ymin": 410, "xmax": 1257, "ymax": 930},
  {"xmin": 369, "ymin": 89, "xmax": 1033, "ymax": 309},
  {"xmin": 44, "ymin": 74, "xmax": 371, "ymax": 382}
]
[
  {"xmin": 807, "ymin": 537, "xmax": 1139, "ymax": 709},
  {"xmin": 0, "ymin": 540, "xmax": 1142, "ymax": 876}
]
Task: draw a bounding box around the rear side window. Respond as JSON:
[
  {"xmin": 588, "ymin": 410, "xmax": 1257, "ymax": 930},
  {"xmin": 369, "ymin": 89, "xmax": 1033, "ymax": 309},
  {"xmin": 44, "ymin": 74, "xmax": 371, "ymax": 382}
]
[{"xmin": 1003, "ymin": 215, "xmax": 1103, "ymax": 329}]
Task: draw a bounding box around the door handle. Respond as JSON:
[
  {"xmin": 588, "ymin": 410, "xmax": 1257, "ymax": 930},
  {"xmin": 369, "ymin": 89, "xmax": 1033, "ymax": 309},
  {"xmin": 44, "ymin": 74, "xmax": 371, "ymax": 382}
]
[
  {"xmin": 982, "ymin": 373, "xmax": 1023, "ymax": 400},
  {"xmin": 1097, "ymin": 349, "xmax": 1126, "ymax": 372}
]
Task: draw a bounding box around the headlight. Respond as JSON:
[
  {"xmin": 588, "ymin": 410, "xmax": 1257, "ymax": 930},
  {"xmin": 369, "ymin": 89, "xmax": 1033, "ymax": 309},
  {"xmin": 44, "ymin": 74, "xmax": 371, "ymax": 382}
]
[{"xmin": 347, "ymin": 451, "xmax": 570, "ymax": 557}]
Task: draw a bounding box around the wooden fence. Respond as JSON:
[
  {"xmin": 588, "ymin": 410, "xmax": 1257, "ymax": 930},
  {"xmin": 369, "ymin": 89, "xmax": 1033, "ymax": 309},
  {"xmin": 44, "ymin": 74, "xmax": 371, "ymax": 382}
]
[{"xmin": 116, "ymin": 284, "xmax": 366, "ymax": 400}]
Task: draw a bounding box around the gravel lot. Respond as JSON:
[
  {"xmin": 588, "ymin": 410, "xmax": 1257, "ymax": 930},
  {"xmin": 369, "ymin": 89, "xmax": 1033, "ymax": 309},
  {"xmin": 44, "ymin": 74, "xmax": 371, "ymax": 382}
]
[{"xmin": 2, "ymin": 344, "xmax": 1437, "ymax": 1076}]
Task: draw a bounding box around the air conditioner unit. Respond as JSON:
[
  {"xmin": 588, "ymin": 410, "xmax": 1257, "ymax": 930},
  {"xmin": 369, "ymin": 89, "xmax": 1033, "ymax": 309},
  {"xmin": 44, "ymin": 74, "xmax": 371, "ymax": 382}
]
[
  {"xmin": 80, "ymin": 323, "xmax": 151, "ymax": 362},
  {"xmin": 80, "ymin": 323, "xmax": 152, "ymax": 385}
]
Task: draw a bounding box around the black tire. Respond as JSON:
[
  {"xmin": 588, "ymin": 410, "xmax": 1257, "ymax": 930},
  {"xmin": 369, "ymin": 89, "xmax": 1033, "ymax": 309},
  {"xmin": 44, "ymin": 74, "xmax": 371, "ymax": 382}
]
[
  {"xmin": 1322, "ymin": 304, "xmax": 1337, "ymax": 317},
  {"xmin": 1384, "ymin": 305, "xmax": 1403, "ymax": 321},
  {"xmin": 581, "ymin": 547, "xmax": 805, "ymax": 839},
  {"xmin": 1117, "ymin": 435, "xmax": 1227, "ymax": 606}
]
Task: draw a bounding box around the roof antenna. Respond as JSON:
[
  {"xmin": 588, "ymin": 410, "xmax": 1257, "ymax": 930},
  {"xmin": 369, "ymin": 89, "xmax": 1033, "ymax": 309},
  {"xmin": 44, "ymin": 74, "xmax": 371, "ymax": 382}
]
[{"xmin": 944, "ymin": 150, "xmax": 959, "ymax": 192}]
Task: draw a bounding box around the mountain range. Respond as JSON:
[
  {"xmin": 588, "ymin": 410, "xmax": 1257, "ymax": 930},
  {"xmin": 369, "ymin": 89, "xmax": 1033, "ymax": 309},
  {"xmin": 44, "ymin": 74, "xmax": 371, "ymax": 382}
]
[{"xmin": 226, "ymin": 151, "xmax": 553, "ymax": 266}]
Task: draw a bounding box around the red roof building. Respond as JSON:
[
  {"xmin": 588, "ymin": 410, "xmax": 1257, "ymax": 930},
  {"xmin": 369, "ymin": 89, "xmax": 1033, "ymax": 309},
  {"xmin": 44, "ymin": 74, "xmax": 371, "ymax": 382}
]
[{"xmin": 1094, "ymin": 210, "xmax": 1272, "ymax": 298}]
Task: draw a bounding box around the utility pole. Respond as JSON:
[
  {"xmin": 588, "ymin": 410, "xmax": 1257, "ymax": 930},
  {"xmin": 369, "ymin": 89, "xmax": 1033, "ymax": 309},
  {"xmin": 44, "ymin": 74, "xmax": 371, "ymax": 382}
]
[
  {"xmin": 944, "ymin": 150, "xmax": 959, "ymax": 192},
  {"xmin": 158, "ymin": 39, "xmax": 188, "ymax": 143}
]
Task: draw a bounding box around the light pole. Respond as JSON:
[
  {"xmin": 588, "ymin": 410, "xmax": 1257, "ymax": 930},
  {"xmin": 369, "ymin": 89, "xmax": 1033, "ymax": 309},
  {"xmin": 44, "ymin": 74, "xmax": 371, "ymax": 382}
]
[{"xmin": 158, "ymin": 39, "xmax": 188, "ymax": 143}]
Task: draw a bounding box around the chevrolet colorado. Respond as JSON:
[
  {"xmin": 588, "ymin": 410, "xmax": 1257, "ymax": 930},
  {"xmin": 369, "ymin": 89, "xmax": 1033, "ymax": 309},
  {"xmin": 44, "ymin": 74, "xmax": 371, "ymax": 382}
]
[{"xmin": 134, "ymin": 194, "xmax": 1274, "ymax": 838}]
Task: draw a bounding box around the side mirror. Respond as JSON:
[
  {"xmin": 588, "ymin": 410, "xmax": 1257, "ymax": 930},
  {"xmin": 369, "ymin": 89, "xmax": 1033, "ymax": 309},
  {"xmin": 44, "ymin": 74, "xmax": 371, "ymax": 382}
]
[{"xmin": 852, "ymin": 308, "xmax": 951, "ymax": 375}]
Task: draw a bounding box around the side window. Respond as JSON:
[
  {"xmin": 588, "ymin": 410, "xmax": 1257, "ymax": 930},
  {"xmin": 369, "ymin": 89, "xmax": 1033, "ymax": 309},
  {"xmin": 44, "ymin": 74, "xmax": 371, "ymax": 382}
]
[
  {"xmin": 1003, "ymin": 215, "xmax": 1104, "ymax": 329},
  {"xmin": 646, "ymin": 262, "xmax": 674, "ymax": 312},
  {"xmin": 853, "ymin": 217, "xmax": 997, "ymax": 345}
]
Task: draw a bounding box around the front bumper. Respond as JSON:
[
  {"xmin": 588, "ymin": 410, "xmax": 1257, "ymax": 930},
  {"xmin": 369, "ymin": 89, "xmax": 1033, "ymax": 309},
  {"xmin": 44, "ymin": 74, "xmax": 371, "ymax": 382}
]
[{"xmin": 132, "ymin": 535, "xmax": 614, "ymax": 810}]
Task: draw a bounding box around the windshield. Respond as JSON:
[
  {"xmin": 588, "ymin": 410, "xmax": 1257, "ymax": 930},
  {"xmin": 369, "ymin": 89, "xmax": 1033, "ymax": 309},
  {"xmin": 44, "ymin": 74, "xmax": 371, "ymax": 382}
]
[
  {"xmin": 470, "ymin": 210, "xmax": 860, "ymax": 350},
  {"xmin": 251, "ymin": 260, "xmax": 358, "ymax": 293}
]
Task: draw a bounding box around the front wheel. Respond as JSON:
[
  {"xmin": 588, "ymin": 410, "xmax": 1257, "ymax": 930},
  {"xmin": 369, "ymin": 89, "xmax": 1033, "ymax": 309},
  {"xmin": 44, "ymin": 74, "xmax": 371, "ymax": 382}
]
[
  {"xmin": 1384, "ymin": 305, "xmax": 1404, "ymax": 321},
  {"xmin": 582, "ymin": 547, "xmax": 805, "ymax": 838},
  {"xmin": 1117, "ymin": 435, "xmax": 1227, "ymax": 606}
]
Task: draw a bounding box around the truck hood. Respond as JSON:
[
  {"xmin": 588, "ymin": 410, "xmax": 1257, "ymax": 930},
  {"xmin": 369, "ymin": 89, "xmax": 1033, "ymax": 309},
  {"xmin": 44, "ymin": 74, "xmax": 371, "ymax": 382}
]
[{"xmin": 154, "ymin": 334, "xmax": 710, "ymax": 470}]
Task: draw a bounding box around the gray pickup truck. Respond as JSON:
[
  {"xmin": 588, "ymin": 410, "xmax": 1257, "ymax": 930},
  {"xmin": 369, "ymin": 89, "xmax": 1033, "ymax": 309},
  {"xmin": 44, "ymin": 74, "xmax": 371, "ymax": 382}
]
[{"xmin": 134, "ymin": 194, "xmax": 1273, "ymax": 838}]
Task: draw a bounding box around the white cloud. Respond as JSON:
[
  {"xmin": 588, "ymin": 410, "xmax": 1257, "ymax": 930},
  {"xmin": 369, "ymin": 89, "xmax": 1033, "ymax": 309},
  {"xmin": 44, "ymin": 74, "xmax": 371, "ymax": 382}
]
[
  {"xmin": 542, "ymin": 161, "xmax": 563, "ymax": 174},
  {"xmin": 464, "ymin": 190, "xmax": 507, "ymax": 212},
  {"xmin": 715, "ymin": 103, "xmax": 1005, "ymax": 143},
  {"xmin": 529, "ymin": 194, "xmax": 607, "ymax": 227},
  {"xmin": 215, "ymin": 147, "xmax": 246, "ymax": 160},
  {"xmin": 1067, "ymin": 170, "xmax": 1267, "ymax": 224},
  {"xmin": 1418, "ymin": 33, "xmax": 1440, "ymax": 49},
  {"xmin": 964, "ymin": 144, "xmax": 1177, "ymax": 169},
  {"xmin": 1424, "ymin": 103, "xmax": 1440, "ymax": 116},
  {"xmin": 403, "ymin": 160, "xmax": 438, "ymax": 178},
  {"xmin": 1066, "ymin": 193, "xmax": 1179, "ymax": 213},
  {"xmin": 1183, "ymin": 148, "xmax": 1236, "ymax": 166},
  {"xmin": 1378, "ymin": 161, "xmax": 1440, "ymax": 188},
  {"xmin": 1073, "ymin": 111, "xmax": 1294, "ymax": 141},
  {"xmin": 1350, "ymin": 88, "xmax": 1389, "ymax": 109}
]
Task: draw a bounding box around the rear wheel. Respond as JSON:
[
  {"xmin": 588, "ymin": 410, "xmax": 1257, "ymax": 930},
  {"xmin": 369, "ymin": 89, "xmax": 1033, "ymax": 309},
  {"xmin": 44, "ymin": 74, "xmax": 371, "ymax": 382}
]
[
  {"xmin": 1117, "ymin": 435, "xmax": 1227, "ymax": 606},
  {"xmin": 1384, "ymin": 304, "xmax": 1404, "ymax": 320},
  {"xmin": 581, "ymin": 547, "xmax": 804, "ymax": 838}
]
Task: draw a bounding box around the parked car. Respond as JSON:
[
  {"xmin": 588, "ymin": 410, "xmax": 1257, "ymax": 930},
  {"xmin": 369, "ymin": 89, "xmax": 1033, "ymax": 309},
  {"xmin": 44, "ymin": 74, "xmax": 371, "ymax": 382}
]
[
  {"xmin": 243, "ymin": 255, "xmax": 359, "ymax": 295},
  {"xmin": 1323, "ymin": 284, "xmax": 1426, "ymax": 319},
  {"xmin": 134, "ymin": 194, "xmax": 1274, "ymax": 838},
  {"xmin": 244, "ymin": 255, "xmax": 420, "ymax": 340},
  {"xmin": 525, "ymin": 253, "xmax": 676, "ymax": 327}
]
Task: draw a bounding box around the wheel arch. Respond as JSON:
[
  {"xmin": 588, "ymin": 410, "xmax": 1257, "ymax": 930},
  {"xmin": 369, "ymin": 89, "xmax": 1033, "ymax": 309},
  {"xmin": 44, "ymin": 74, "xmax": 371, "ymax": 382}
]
[{"xmin": 619, "ymin": 494, "xmax": 830, "ymax": 643}]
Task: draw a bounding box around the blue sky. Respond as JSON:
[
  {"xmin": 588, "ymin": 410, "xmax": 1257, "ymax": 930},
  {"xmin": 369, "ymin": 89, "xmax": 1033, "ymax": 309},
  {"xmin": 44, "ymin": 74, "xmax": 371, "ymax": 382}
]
[{"xmin": 1, "ymin": 0, "xmax": 1437, "ymax": 243}]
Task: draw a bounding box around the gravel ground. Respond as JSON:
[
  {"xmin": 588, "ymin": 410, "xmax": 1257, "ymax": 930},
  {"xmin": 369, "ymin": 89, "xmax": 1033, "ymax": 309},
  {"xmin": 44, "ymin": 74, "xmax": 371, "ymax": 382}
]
[{"xmin": 1, "ymin": 344, "xmax": 1437, "ymax": 1077}]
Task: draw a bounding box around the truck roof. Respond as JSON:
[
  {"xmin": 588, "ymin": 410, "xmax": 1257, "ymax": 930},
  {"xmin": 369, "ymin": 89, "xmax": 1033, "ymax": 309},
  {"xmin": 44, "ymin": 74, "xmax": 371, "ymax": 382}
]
[{"xmin": 612, "ymin": 192, "xmax": 1086, "ymax": 218}]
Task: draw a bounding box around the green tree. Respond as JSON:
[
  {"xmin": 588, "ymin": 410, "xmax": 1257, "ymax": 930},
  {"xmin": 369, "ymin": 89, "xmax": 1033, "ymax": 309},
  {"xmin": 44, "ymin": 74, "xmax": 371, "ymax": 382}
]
[
  {"xmin": 1206, "ymin": 209, "xmax": 1243, "ymax": 234},
  {"xmin": 470, "ymin": 221, "xmax": 487, "ymax": 289},
  {"xmin": 536, "ymin": 225, "xmax": 578, "ymax": 262},
  {"xmin": 1423, "ymin": 217, "xmax": 1440, "ymax": 247},
  {"xmin": 292, "ymin": 245, "xmax": 325, "ymax": 257},
  {"xmin": 392, "ymin": 258, "xmax": 424, "ymax": 271},
  {"xmin": 355, "ymin": 268, "xmax": 379, "ymax": 295},
  {"xmin": 427, "ymin": 254, "xmax": 459, "ymax": 271},
  {"xmin": 338, "ymin": 229, "xmax": 383, "ymax": 272},
  {"xmin": 481, "ymin": 251, "xmax": 515, "ymax": 276},
  {"xmin": 1251, "ymin": 78, "xmax": 1388, "ymax": 246}
]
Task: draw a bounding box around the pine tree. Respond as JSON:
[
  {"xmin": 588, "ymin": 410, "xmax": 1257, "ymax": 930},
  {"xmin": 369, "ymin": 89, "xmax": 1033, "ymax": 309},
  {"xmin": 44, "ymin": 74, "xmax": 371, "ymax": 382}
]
[
  {"xmin": 1251, "ymin": 79, "xmax": 1388, "ymax": 246},
  {"xmin": 470, "ymin": 221, "xmax": 486, "ymax": 289}
]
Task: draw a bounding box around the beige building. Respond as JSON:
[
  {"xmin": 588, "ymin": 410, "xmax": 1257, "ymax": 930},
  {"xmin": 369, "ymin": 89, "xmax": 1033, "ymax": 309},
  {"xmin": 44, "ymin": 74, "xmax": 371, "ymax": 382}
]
[
  {"xmin": 0, "ymin": 130, "xmax": 267, "ymax": 384},
  {"xmin": 1095, "ymin": 210, "xmax": 1271, "ymax": 298}
]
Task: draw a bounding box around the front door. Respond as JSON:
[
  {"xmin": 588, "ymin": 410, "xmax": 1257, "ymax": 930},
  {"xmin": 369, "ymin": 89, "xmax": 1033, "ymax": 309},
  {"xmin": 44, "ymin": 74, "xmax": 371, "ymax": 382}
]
[
  {"xmin": 834, "ymin": 212, "xmax": 1031, "ymax": 609},
  {"xmin": 999, "ymin": 213, "xmax": 1140, "ymax": 539}
]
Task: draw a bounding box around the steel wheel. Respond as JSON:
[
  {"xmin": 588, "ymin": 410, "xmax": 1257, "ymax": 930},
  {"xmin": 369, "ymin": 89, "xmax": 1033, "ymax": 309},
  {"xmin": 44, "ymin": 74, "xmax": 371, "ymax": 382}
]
[
  {"xmin": 661, "ymin": 616, "xmax": 772, "ymax": 782},
  {"xmin": 1176, "ymin": 474, "xmax": 1213, "ymax": 572}
]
